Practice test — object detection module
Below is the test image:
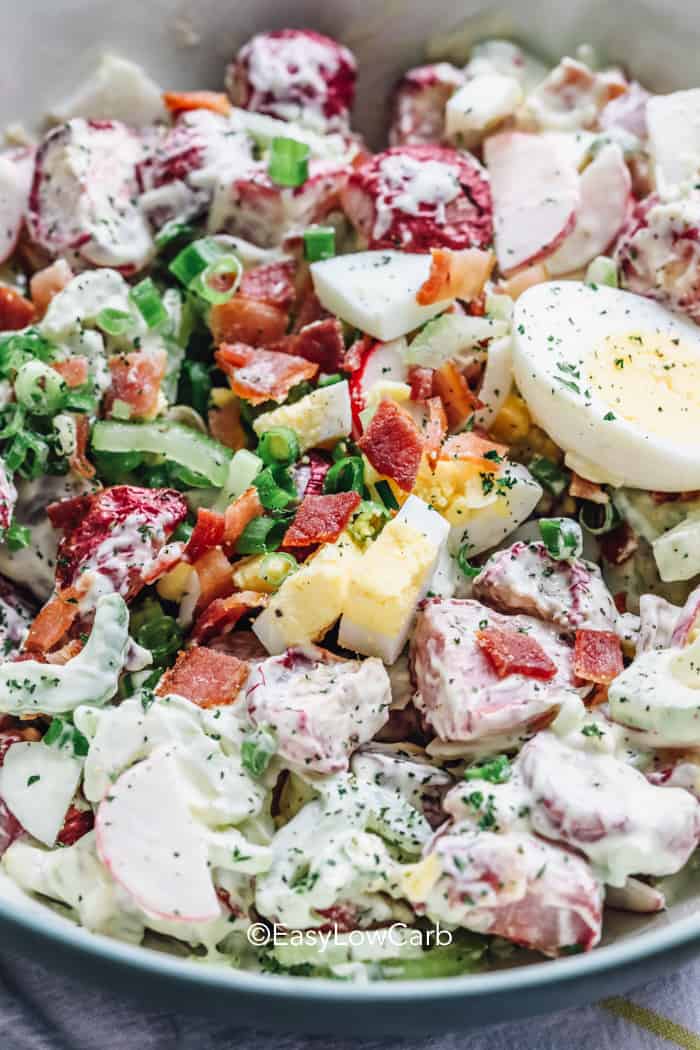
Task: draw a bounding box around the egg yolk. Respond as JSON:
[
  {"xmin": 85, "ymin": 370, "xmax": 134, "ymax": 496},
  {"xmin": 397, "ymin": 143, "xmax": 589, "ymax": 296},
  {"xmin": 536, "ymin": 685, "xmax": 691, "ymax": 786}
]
[{"xmin": 589, "ymin": 331, "xmax": 700, "ymax": 444}]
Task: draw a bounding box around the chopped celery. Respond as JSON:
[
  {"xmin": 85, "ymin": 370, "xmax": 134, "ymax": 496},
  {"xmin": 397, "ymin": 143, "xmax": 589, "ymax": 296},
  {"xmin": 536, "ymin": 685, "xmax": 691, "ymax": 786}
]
[
  {"xmin": 539, "ymin": 517, "xmax": 583, "ymax": 560},
  {"xmin": 585, "ymin": 256, "xmax": 619, "ymax": 289},
  {"xmin": 212, "ymin": 448, "xmax": 263, "ymax": 512},
  {"xmin": 407, "ymin": 314, "xmax": 509, "ymax": 367},
  {"xmin": 91, "ymin": 420, "xmax": 231, "ymax": 489}
]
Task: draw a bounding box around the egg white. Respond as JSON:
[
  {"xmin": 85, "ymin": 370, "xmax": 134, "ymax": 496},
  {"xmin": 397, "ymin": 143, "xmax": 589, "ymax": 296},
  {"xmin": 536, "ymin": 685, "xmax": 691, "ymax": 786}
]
[{"xmin": 512, "ymin": 282, "xmax": 700, "ymax": 491}]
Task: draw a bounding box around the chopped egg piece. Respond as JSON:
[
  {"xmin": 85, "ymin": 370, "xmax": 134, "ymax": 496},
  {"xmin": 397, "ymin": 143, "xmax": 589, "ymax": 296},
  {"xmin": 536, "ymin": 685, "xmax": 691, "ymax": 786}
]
[{"xmin": 252, "ymin": 381, "xmax": 352, "ymax": 452}]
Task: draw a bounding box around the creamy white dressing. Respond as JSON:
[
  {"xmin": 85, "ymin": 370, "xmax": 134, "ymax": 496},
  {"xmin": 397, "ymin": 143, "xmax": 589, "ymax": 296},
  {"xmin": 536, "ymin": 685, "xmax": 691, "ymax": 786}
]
[{"xmin": 373, "ymin": 153, "xmax": 461, "ymax": 242}]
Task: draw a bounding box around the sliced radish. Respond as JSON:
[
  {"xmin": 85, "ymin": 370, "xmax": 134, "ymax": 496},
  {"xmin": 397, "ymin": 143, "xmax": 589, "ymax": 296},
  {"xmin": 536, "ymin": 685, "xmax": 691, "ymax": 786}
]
[
  {"xmin": 0, "ymin": 742, "xmax": 82, "ymax": 847},
  {"xmin": 547, "ymin": 145, "xmax": 631, "ymax": 275},
  {"xmin": 473, "ymin": 334, "xmax": 514, "ymax": 429},
  {"xmin": 96, "ymin": 746, "xmax": 220, "ymax": 922},
  {"xmin": 0, "ymin": 149, "xmax": 34, "ymax": 264},
  {"xmin": 647, "ymin": 88, "xmax": 700, "ymax": 198},
  {"xmin": 484, "ymin": 131, "xmax": 579, "ymax": 274},
  {"xmin": 348, "ymin": 338, "xmax": 408, "ymax": 434}
]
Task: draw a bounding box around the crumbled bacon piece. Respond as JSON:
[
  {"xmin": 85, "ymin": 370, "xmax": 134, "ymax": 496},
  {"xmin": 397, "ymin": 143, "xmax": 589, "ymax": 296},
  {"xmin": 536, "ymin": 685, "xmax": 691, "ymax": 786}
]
[
  {"xmin": 570, "ymin": 473, "xmax": 609, "ymax": 504},
  {"xmin": 476, "ymin": 626, "xmax": 558, "ymax": 680},
  {"xmin": 193, "ymin": 547, "xmax": 235, "ymax": 610},
  {"xmin": 30, "ymin": 259, "xmax": 73, "ymax": 317},
  {"xmin": 283, "ymin": 491, "xmax": 361, "ymax": 548},
  {"xmin": 408, "ymin": 366, "xmax": 434, "ymax": 401},
  {"xmin": 239, "ymin": 261, "xmax": 296, "ymax": 309},
  {"xmin": 191, "ymin": 590, "xmax": 268, "ymax": 644},
  {"xmin": 156, "ymin": 645, "xmax": 249, "ymax": 707},
  {"xmin": 107, "ymin": 348, "xmax": 167, "ymax": 420},
  {"xmin": 358, "ymin": 399, "xmax": 424, "ymax": 492},
  {"xmin": 278, "ymin": 317, "xmax": 346, "ymax": 373},
  {"xmin": 185, "ymin": 508, "xmax": 226, "ymax": 563},
  {"xmin": 216, "ymin": 342, "xmax": 318, "ymax": 405},
  {"xmin": 223, "ymin": 487, "xmax": 263, "ymax": 545},
  {"xmin": 0, "ymin": 285, "xmax": 36, "ymax": 330},
  {"xmin": 432, "ymin": 360, "xmax": 482, "ymax": 428},
  {"xmin": 57, "ymin": 805, "xmax": 94, "ymax": 846},
  {"xmin": 573, "ymin": 629, "xmax": 624, "ymax": 685},
  {"xmin": 599, "ymin": 521, "xmax": 638, "ymax": 566},
  {"xmin": 24, "ymin": 588, "xmax": 80, "ymax": 654},
  {"xmin": 69, "ymin": 414, "xmax": 96, "ymax": 480},
  {"xmin": 210, "ymin": 295, "xmax": 289, "ymax": 348},
  {"xmin": 441, "ymin": 431, "xmax": 508, "ymax": 469},
  {"xmin": 416, "ymin": 248, "xmax": 494, "ymax": 306}
]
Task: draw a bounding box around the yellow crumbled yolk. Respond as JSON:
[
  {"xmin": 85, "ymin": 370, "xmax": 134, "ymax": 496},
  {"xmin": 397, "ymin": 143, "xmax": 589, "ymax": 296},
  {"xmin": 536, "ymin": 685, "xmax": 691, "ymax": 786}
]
[
  {"xmin": 156, "ymin": 561, "xmax": 194, "ymax": 603},
  {"xmin": 400, "ymin": 853, "xmax": 442, "ymax": 903},
  {"xmin": 591, "ymin": 331, "xmax": 700, "ymax": 444},
  {"xmin": 491, "ymin": 391, "xmax": 531, "ymax": 443}
]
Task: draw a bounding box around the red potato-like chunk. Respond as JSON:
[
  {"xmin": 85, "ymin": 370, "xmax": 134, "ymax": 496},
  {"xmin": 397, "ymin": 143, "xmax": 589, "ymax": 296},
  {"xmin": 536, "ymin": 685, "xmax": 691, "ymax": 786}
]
[
  {"xmin": 484, "ymin": 131, "xmax": 579, "ymax": 274},
  {"xmin": 245, "ymin": 645, "xmax": 391, "ymax": 774},
  {"xmin": 615, "ymin": 194, "xmax": 700, "ymax": 323},
  {"xmin": 226, "ymin": 29, "xmax": 357, "ymax": 132},
  {"xmin": 410, "ymin": 598, "xmax": 583, "ymax": 744},
  {"xmin": 473, "ymin": 540, "xmax": 620, "ymax": 633},
  {"xmin": 156, "ymin": 645, "xmax": 249, "ymax": 708},
  {"xmin": 519, "ymin": 732, "xmax": 700, "ymax": 884},
  {"xmin": 342, "ymin": 145, "xmax": 493, "ymax": 253},
  {"xmin": 389, "ymin": 63, "xmax": 465, "ymax": 147},
  {"xmin": 419, "ymin": 825, "xmax": 603, "ymax": 956},
  {"xmin": 28, "ymin": 119, "xmax": 153, "ymax": 273},
  {"xmin": 48, "ymin": 485, "xmax": 188, "ymax": 610}
]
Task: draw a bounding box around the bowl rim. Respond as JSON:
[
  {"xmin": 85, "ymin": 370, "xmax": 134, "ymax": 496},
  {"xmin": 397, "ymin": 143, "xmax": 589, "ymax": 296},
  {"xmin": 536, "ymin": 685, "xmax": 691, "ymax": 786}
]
[{"xmin": 1, "ymin": 886, "xmax": 699, "ymax": 1001}]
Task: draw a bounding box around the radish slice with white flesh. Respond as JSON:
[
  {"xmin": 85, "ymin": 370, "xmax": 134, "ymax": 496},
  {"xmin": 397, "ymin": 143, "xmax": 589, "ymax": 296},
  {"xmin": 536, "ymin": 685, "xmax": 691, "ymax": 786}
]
[
  {"xmin": 473, "ymin": 335, "xmax": 513, "ymax": 429},
  {"xmin": 484, "ymin": 131, "xmax": 579, "ymax": 274},
  {"xmin": 349, "ymin": 338, "xmax": 410, "ymax": 433},
  {"xmin": 0, "ymin": 149, "xmax": 33, "ymax": 264},
  {"xmin": 96, "ymin": 746, "xmax": 220, "ymax": 922},
  {"xmin": 547, "ymin": 144, "xmax": 631, "ymax": 276},
  {"xmin": 0, "ymin": 742, "xmax": 82, "ymax": 847}
]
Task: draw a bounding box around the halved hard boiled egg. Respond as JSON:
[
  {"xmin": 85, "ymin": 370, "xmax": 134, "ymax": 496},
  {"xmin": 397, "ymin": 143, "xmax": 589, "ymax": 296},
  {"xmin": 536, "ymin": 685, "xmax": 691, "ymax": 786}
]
[{"xmin": 512, "ymin": 282, "xmax": 700, "ymax": 491}]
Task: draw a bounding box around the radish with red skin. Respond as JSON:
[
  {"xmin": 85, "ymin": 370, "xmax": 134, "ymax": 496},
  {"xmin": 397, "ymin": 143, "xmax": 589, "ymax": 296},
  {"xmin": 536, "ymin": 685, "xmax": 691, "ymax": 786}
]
[{"xmin": 0, "ymin": 148, "xmax": 34, "ymax": 265}]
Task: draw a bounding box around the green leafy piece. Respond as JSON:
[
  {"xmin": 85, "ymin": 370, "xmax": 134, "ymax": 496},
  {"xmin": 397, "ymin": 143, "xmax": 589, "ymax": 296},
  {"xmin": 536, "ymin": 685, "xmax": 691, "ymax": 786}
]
[
  {"xmin": 130, "ymin": 597, "xmax": 183, "ymax": 668},
  {"xmin": 241, "ymin": 725, "xmax": 277, "ymax": 778},
  {"xmin": 43, "ymin": 716, "xmax": 89, "ymax": 758},
  {"xmin": 464, "ymin": 754, "xmax": 511, "ymax": 784},
  {"xmin": 538, "ymin": 517, "xmax": 583, "ymax": 560}
]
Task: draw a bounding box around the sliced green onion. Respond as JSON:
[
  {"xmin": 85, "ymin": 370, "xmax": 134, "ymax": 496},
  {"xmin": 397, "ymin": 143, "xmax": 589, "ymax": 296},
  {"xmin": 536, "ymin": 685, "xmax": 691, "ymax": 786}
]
[
  {"xmin": 585, "ymin": 255, "xmax": 619, "ymax": 289},
  {"xmin": 43, "ymin": 717, "xmax": 89, "ymax": 758},
  {"xmin": 14, "ymin": 360, "xmax": 66, "ymax": 416},
  {"xmin": 260, "ymin": 552, "xmax": 298, "ymax": 589},
  {"xmin": 155, "ymin": 220, "xmax": 195, "ymax": 251},
  {"xmin": 253, "ymin": 465, "xmax": 297, "ymax": 510},
  {"xmin": 130, "ymin": 277, "xmax": 169, "ymax": 329},
  {"xmin": 178, "ymin": 360, "xmax": 212, "ymax": 419},
  {"xmin": 317, "ymin": 373, "xmax": 343, "ymax": 388},
  {"xmin": 91, "ymin": 420, "xmax": 231, "ymax": 488},
  {"xmin": 190, "ymin": 255, "xmax": 242, "ymax": 305},
  {"xmin": 579, "ymin": 500, "xmax": 621, "ymax": 536},
  {"xmin": 457, "ymin": 543, "xmax": 480, "ymax": 579},
  {"xmin": 303, "ymin": 226, "xmax": 335, "ymax": 262},
  {"xmin": 464, "ymin": 754, "xmax": 511, "ymax": 784},
  {"xmin": 347, "ymin": 500, "xmax": 389, "ymax": 545},
  {"xmin": 236, "ymin": 515, "xmax": 288, "ymax": 555},
  {"xmin": 0, "ymin": 329, "xmax": 55, "ymax": 380},
  {"xmin": 539, "ymin": 517, "xmax": 583, "ymax": 560},
  {"xmin": 268, "ymin": 137, "xmax": 310, "ymax": 188},
  {"xmin": 4, "ymin": 523, "xmax": 31, "ymax": 552},
  {"xmin": 332, "ymin": 439, "xmax": 350, "ymax": 463},
  {"xmin": 324, "ymin": 455, "xmax": 364, "ymax": 495},
  {"xmin": 375, "ymin": 479, "xmax": 399, "ymax": 511},
  {"xmin": 96, "ymin": 307, "xmax": 133, "ymax": 336},
  {"xmin": 91, "ymin": 449, "xmax": 143, "ymax": 484},
  {"xmin": 241, "ymin": 725, "xmax": 277, "ymax": 778},
  {"xmin": 528, "ymin": 455, "xmax": 569, "ymax": 497},
  {"xmin": 213, "ymin": 448, "xmax": 264, "ymax": 512},
  {"xmin": 169, "ymin": 237, "xmax": 224, "ymax": 287},
  {"xmin": 131, "ymin": 598, "xmax": 183, "ymax": 667},
  {"xmin": 257, "ymin": 427, "xmax": 300, "ymax": 467}
]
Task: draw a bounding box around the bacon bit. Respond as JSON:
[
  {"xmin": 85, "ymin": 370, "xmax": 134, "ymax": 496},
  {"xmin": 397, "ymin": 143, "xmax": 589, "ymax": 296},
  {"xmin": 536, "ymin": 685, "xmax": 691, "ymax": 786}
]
[
  {"xmin": 107, "ymin": 348, "xmax": 167, "ymax": 420},
  {"xmin": 476, "ymin": 626, "xmax": 557, "ymax": 680},
  {"xmin": 52, "ymin": 356, "xmax": 88, "ymax": 389},
  {"xmin": 570, "ymin": 473, "xmax": 609, "ymax": 504},
  {"xmin": 650, "ymin": 490, "xmax": 700, "ymax": 504},
  {"xmin": 468, "ymin": 294, "xmax": 487, "ymax": 317},
  {"xmin": 68, "ymin": 414, "xmax": 95, "ymax": 480},
  {"xmin": 185, "ymin": 508, "xmax": 226, "ymax": 563},
  {"xmin": 191, "ymin": 590, "xmax": 268, "ymax": 644},
  {"xmin": 24, "ymin": 588, "xmax": 80, "ymax": 654},
  {"xmin": 163, "ymin": 90, "xmax": 232, "ymax": 117},
  {"xmin": 423, "ymin": 396, "xmax": 448, "ymax": 465},
  {"xmin": 574, "ymin": 629, "xmax": 624, "ymax": 685},
  {"xmin": 156, "ymin": 645, "xmax": 249, "ymax": 707},
  {"xmin": 46, "ymin": 638, "xmax": 84, "ymax": 664},
  {"xmin": 283, "ymin": 491, "xmax": 361, "ymax": 547},
  {"xmin": 432, "ymin": 360, "xmax": 481, "ymax": 429},
  {"xmin": 210, "ymin": 295, "xmax": 289, "ymax": 348},
  {"xmin": 408, "ymin": 366, "xmax": 434, "ymax": 401},
  {"xmin": 600, "ymin": 521, "xmax": 638, "ymax": 566},
  {"xmin": 497, "ymin": 262, "xmax": 550, "ymax": 301},
  {"xmin": 193, "ymin": 547, "xmax": 235, "ymax": 610},
  {"xmin": 315, "ymin": 903, "xmax": 359, "ymax": 933},
  {"xmin": 358, "ymin": 399, "xmax": 424, "ymax": 492},
  {"xmin": 239, "ymin": 261, "xmax": 296, "ymax": 309},
  {"xmin": 441, "ymin": 430, "xmax": 508, "ymax": 470},
  {"xmin": 0, "ymin": 285, "xmax": 36, "ymax": 330},
  {"xmin": 278, "ymin": 317, "xmax": 346, "ymax": 373},
  {"xmin": 216, "ymin": 342, "xmax": 318, "ymax": 406},
  {"xmin": 223, "ymin": 486, "xmax": 264, "ymax": 545},
  {"xmin": 344, "ymin": 334, "xmax": 373, "ymax": 374},
  {"xmin": 30, "ymin": 259, "xmax": 73, "ymax": 317},
  {"xmin": 585, "ymin": 683, "xmax": 610, "ymax": 708},
  {"xmin": 57, "ymin": 805, "xmax": 94, "ymax": 846},
  {"xmin": 292, "ymin": 287, "xmax": 328, "ymax": 332},
  {"xmin": 613, "ymin": 592, "xmax": 627, "ymax": 614},
  {"xmin": 416, "ymin": 248, "xmax": 495, "ymax": 306}
]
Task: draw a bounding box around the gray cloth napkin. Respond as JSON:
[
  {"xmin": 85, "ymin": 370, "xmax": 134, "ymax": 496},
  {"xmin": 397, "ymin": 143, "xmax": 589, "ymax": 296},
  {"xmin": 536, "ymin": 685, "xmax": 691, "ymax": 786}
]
[{"xmin": 0, "ymin": 950, "xmax": 698, "ymax": 1050}]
